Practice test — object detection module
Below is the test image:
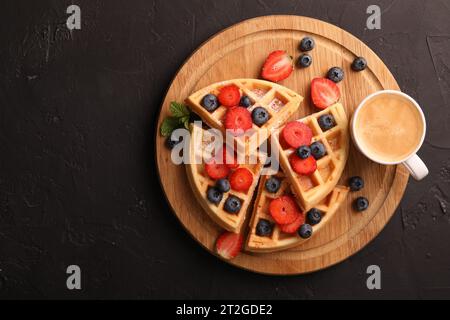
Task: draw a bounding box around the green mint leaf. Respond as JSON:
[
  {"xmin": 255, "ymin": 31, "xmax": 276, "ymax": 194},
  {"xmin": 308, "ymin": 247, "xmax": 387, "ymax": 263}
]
[
  {"xmin": 170, "ymin": 101, "xmax": 190, "ymax": 118},
  {"xmin": 160, "ymin": 117, "xmax": 180, "ymax": 137},
  {"xmin": 181, "ymin": 115, "xmax": 190, "ymax": 130}
]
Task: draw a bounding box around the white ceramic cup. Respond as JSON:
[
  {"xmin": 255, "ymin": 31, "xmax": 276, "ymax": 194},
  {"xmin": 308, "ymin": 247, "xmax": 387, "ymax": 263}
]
[{"xmin": 351, "ymin": 90, "xmax": 429, "ymax": 181}]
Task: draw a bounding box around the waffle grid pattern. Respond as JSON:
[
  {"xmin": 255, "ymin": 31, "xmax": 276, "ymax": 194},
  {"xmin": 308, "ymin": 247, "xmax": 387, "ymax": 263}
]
[
  {"xmin": 275, "ymin": 103, "xmax": 349, "ymax": 210},
  {"xmin": 245, "ymin": 171, "xmax": 349, "ymax": 253}
]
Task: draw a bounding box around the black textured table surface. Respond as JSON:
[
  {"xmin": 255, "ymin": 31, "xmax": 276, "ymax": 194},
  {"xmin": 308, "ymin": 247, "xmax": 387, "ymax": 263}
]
[{"xmin": 0, "ymin": 0, "xmax": 449, "ymax": 299}]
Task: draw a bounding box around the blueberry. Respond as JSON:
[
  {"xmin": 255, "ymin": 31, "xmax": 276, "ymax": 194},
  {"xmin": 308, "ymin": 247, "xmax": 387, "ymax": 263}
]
[
  {"xmin": 224, "ymin": 195, "xmax": 242, "ymax": 214},
  {"xmin": 201, "ymin": 94, "xmax": 219, "ymax": 112},
  {"xmin": 216, "ymin": 179, "xmax": 230, "ymax": 193},
  {"xmin": 240, "ymin": 95, "xmax": 252, "ymax": 108},
  {"xmin": 306, "ymin": 208, "xmax": 322, "ymax": 225},
  {"xmin": 327, "ymin": 67, "xmax": 344, "ymax": 83},
  {"xmin": 165, "ymin": 131, "xmax": 183, "ymax": 150},
  {"xmin": 300, "ymin": 37, "xmax": 315, "ymax": 51},
  {"xmin": 265, "ymin": 177, "xmax": 281, "ymax": 193},
  {"xmin": 298, "ymin": 224, "xmax": 313, "ymax": 239},
  {"xmin": 252, "ymin": 107, "xmax": 270, "ymax": 126},
  {"xmin": 310, "ymin": 141, "xmax": 327, "ymax": 160},
  {"xmin": 256, "ymin": 219, "xmax": 274, "ymax": 237},
  {"xmin": 318, "ymin": 114, "xmax": 336, "ymax": 131},
  {"xmin": 296, "ymin": 145, "xmax": 311, "ymax": 159},
  {"xmin": 353, "ymin": 197, "xmax": 369, "ymax": 212},
  {"xmin": 348, "ymin": 176, "xmax": 364, "ymax": 192},
  {"xmin": 207, "ymin": 186, "xmax": 223, "ymax": 205},
  {"xmin": 352, "ymin": 57, "xmax": 367, "ymax": 71},
  {"xmin": 296, "ymin": 54, "xmax": 312, "ymax": 68}
]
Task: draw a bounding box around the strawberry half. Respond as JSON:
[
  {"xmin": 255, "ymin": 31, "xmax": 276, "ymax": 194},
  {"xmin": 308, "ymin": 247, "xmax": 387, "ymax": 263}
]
[
  {"xmin": 289, "ymin": 154, "xmax": 317, "ymax": 176},
  {"xmin": 279, "ymin": 212, "xmax": 305, "ymax": 234},
  {"xmin": 218, "ymin": 85, "xmax": 241, "ymax": 107},
  {"xmin": 281, "ymin": 121, "xmax": 313, "ymax": 149},
  {"xmin": 224, "ymin": 107, "xmax": 253, "ymax": 135},
  {"xmin": 269, "ymin": 195, "xmax": 301, "ymax": 225},
  {"xmin": 311, "ymin": 78, "xmax": 341, "ymax": 109},
  {"xmin": 261, "ymin": 50, "xmax": 293, "ymax": 82},
  {"xmin": 229, "ymin": 168, "xmax": 253, "ymax": 192},
  {"xmin": 205, "ymin": 160, "xmax": 230, "ymax": 180},
  {"xmin": 216, "ymin": 231, "xmax": 243, "ymax": 260}
]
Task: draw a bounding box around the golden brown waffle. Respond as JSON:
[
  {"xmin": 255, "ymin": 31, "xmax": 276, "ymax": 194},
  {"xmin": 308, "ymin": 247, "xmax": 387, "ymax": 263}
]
[
  {"xmin": 246, "ymin": 171, "xmax": 349, "ymax": 253},
  {"xmin": 186, "ymin": 79, "xmax": 303, "ymax": 154},
  {"xmin": 273, "ymin": 103, "xmax": 349, "ymax": 210},
  {"xmin": 185, "ymin": 123, "xmax": 265, "ymax": 233}
]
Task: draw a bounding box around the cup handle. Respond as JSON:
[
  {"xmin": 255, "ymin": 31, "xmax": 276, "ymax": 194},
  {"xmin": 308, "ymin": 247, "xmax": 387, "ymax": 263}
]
[{"xmin": 402, "ymin": 154, "xmax": 429, "ymax": 181}]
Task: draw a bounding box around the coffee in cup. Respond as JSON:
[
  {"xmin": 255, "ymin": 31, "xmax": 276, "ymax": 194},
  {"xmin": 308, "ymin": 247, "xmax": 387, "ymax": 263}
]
[{"xmin": 351, "ymin": 90, "xmax": 428, "ymax": 180}]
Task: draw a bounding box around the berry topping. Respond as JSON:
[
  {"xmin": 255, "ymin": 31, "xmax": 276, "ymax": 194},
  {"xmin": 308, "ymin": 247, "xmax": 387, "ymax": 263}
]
[
  {"xmin": 352, "ymin": 57, "xmax": 368, "ymax": 71},
  {"xmin": 306, "ymin": 208, "xmax": 322, "ymax": 225},
  {"xmin": 261, "ymin": 50, "xmax": 294, "ymax": 82},
  {"xmin": 240, "ymin": 95, "xmax": 252, "ymax": 108},
  {"xmin": 201, "ymin": 94, "xmax": 219, "ymax": 112},
  {"xmin": 298, "ymin": 224, "xmax": 313, "ymax": 239},
  {"xmin": 256, "ymin": 219, "xmax": 274, "ymax": 237},
  {"xmin": 279, "ymin": 213, "xmax": 305, "ymax": 234},
  {"xmin": 216, "ymin": 231, "xmax": 243, "ymax": 260},
  {"xmin": 165, "ymin": 131, "xmax": 183, "ymax": 150},
  {"xmin": 281, "ymin": 121, "xmax": 313, "ymax": 149},
  {"xmin": 218, "ymin": 85, "xmax": 241, "ymax": 107},
  {"xmin": 318, "ymin": 114, "xmax": 336, "ymax": 131},
  {"xmin": 265, "ymin": 177, "xmax": 281, "ymax": 193},
  {"xmin": 348, "ymin": 176, "xmax": 364, "ymax": 192},
  {"xmin": 207, "ymin": 186, "xmax": 223, "ymax": 205},
  {"xmin": 299, "ymin": 37, "xmax": 315, "ymax": 51},
  {"xmin": 215, "ymin": 178, "xmax": 231, "ymax": 193},
  {"xmin": 311, "ymin": 78, "xmax": 341, "ymax": 109},
  {"xmin": 252, "ymin": 106, "xmax": 270, "ymax": 126},
  {"xmin": 289, "ymin": 154, "xmax": 317, "ymax": 176},
  {"xmin": 205, "ymin": 160, "xmax": 230, "ymax": 180},
  {"xmin": 269, "ymin": 195, "xmax": 301, "ymax": 225},
  {"xmin": 224, "ymin": 195, "xmax": 242, "ymax": 214},
  {"xmin": 296, "ymin": 145, "xmax": 311, "ymax": 159},
  {"xmin": 296, "ymin": 54, "xmax": 312, "ymax": 68},
  {"xmin": 327, "ymin": 67, "xmax": 345, "ymax": 83},
  {"xmin": 310, "ymin": 141, "xmax": 327, "ymax": 160},
  {"xmin": 224, "ymin": 107, "xmax": 253, "ymax": 135},
  {"xmin": 229, "ymin": 168, "xmax": 253, "ymax": 192},
  {"xmin": 353, "ymin": 197, "xmax": 369, "ymax": 212}
]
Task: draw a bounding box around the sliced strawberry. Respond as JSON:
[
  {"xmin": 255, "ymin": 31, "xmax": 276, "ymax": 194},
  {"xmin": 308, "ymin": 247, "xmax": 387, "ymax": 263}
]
[
  {"xmin": 229, "ymin": 168, "xmax": 253, "ymax": 192},
  {"xmin": 261, "ymin": 50, "xmax": 293, "ymax": 82},
  {"xmin": 216, "ymin": 232, "xmax": 243, "ymax": 260},
  {"xmin": 281, "ymin": 121, "xmax": 313, "ymax": 149},
  {"xmin": 224, "ymin": 107, "xmax": 253, "ymax": 135},
  {"xmin": 205, "ymin": 160, "xmax": 230, "ymax": 180},
  {"xmin": 279, "ymin": 212, "xmax": 305, "ymax": 234},
  {"xmin": 269, "ymin": 195, "xmax": 300, "ymax": 225},
  {"xmin": 311, "ymin": 78, "xmax": 341, "ymax": 109},
  {"xmin": 222, "ymin": 146, "xmax": 239, "ymax": 169},
  {"xmin": 289, "ymin": 154, "xmax": 317, "ymax": 176},
  {"xmin": 218, "ymin": 85, "xmax": 241, "ymax": 107}
]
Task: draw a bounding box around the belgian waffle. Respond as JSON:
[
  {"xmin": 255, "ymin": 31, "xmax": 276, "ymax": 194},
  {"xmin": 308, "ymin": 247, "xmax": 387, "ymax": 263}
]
[
  {"xmin": 273, "ymin": 103, "xmax": 349, "ymax": 210},
  {"xmin": 185, "ymin": 123, "xmax": 265, "ymax": 233},
  {"xmin": 186, "ymin": 79, "xmax": 303, "ymax": 154},
  {"xmin": 246, "ymin": 171, "xmax": 349, "ymax": 253}
]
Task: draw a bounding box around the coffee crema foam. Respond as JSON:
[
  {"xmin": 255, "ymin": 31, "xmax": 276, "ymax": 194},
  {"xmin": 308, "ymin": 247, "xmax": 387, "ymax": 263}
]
[{"xmin": 354, "ymin": 94, "xmax": 424, "ymax": 163}]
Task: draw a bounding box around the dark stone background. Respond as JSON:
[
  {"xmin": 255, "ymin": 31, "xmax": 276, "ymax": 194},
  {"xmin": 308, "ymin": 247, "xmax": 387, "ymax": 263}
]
[{"xmin": 0, "ymin": 0, "xmax": 449, "ymax": 300}]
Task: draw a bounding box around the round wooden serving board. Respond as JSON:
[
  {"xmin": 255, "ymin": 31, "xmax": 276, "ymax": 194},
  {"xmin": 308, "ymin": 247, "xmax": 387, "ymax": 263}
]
[{"xmin": 156, "ymin": 15, "xmax": 409, "ymax": 275}]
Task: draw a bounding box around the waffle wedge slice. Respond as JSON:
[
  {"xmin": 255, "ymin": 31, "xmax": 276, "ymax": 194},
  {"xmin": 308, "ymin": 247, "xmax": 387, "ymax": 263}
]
[
  {"xmin": 185, "ymin": 123, "xmax": 265, "ymax": 233},
  {"xmin": 186, "ymin": 79, "xmax": 303, "ymax": 154},
  {"xmin": 246, "ymin": 171, "xmax": 349, "ymax": 253},
  {"xmin": 273, "ymin": 103, "xmax": 349, "ymax": 210}
]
